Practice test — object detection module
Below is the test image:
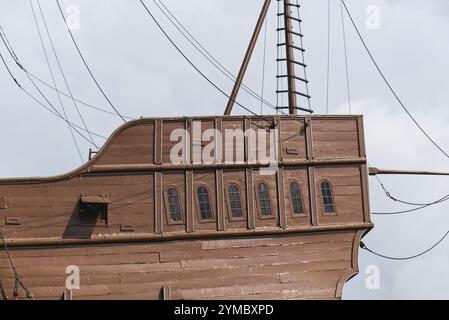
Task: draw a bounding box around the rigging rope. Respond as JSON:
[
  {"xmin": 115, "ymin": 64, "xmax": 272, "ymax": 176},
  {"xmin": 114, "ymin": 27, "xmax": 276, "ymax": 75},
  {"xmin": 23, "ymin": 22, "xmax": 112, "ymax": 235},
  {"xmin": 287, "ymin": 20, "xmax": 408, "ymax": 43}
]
[
  {"xmin": 325, "ymin": 0, "xmax": 331, "ymax": 114},
  {"xmin": 37, "ymin": 0, "xmax": 98, "ymax": 149},
  {"xmin": 56, "ymin": 0, "xmax": 126, "ymax": 123},
  {"xmin": 138, "ymin": 0, "xmax": 275, "ymax": 126},
  {"xmin": 361, "ymin": 228, "xmax": 449, "ymax": 261},
  {"xmin": 30, "ymin": 0, "xmax": 84, "ymax": 163},
  {"xmin": 0, "ymin": 25, "xmax": 133, "ymax": 120},
  {"xmin": 342, "ymin": 0, "xmax": 449, "ymax": 160},
  {"xmin": 0, "ymin": 26, "xmax": 106, "ymax": 142},
  {"xmin": 0, "ymin": 47, "xmax": 107, "ymax": 143},
  {"xmin": 366, "ymin": 175, "xmax": 449, "ymax": 259},
  {"xmin": 155, "ymin": 0, "xmax": 282, "ymax": 114},
  {"xmin": 294, "ymin": 0, "xmax": 312, "ymax": 111},
  {"xmin": 0, "ymin": 232, "xmax": 34, "ymax": 299},
  {"xmin": 374, "ymin": 175, "xmax": 449, "ymax": 207}
]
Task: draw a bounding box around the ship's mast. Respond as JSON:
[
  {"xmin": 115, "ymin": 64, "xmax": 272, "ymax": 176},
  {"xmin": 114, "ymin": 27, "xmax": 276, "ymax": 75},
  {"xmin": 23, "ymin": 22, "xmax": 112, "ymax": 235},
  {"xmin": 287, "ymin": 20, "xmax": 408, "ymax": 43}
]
[
  {"xmin": 224, "ymin": 0, "xmax": 311, "ymax": 116},
  {"xmin": 283, "ymin": 0, "xmax": 298, "ymax": 114},
  {"xmin": 224, "ymin": 0, "xmax": 272, "ymax": 116}
]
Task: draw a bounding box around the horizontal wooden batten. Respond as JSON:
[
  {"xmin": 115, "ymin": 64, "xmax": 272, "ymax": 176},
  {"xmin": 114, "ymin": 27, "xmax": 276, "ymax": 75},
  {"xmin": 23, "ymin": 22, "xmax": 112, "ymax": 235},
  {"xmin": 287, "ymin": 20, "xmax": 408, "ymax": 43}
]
[
  {"xmin": 87, "ymin": 158, "xmax": 367, "ymax": 174},
  {"xmin": 3, "ymin": 222, "xmax": 373, "ymax": 248}
]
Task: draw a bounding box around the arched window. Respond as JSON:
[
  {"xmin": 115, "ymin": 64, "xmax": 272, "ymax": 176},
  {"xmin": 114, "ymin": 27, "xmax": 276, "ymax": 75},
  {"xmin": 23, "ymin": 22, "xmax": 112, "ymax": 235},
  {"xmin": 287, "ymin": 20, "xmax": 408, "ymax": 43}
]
[
  {"xmin": 227, "ymin": 184, "xmax": 243, "ymax": 218},
  {"xmin": 320, "ymin": 180, "xmax": 335, "ymax": 213},
  {"xmin": 257, "ymin": 183, "xmax": 272, "ymax": 216},
  {"xmin": 167, "ymin": 187, "xmax": 183, "ymax": 222},
  {"xmin": 290, "ymin": 181, "xmax": 305, "ymax": 215},
  {"xmin": 197, "ymin": 186, "xmax": 213, "ymax": 220}
]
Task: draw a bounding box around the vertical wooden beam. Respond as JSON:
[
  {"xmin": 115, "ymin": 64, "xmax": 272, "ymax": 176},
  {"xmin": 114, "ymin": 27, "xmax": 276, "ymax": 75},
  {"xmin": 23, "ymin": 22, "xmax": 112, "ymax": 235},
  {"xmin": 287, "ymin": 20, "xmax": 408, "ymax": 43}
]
[
  {"xmin": 356, "ymin": 116, "xmax": 367, "ymax": 158},
  {"xmin": 304, "ymin": 117, "xmax": 317, "ymax": 226},
  {"xmin": 360, "ymin": 164, "xmax": 371, "ymax": 223},
  {"xmin": 186, "ymin": 170, "xmax": 194, "ymax": 233},
  {"xmin": 277, "ymin": 167, "xmax": 287, "ymax": 229},
  {"xmin": 244, "ymin": 118, "xmax": 255, "ymax": 230},
  {"xmin": 154, "ymin": 172, "xmax": 163, "ymax": 234},
  {"xmin": 246, "ymin": 168, "xmax": 255, "ymax": 230},
  {"xmin": 304, "ymin": 117, "xmax": 313, "ymax": 160},
  {"xmin": 215, "ymin": 118, "xmax": 225, "ymax": 231},
  {"xmin": 224, "ymin": 0, "xmax": 272, "ymax": 115},
  {"xmin": 154, "ymin": 119, "xmax": 163, "ymax": 234},
  {"xmin": 276, "ymin": 118, "xmax": 286, "ymax": 228},
  {"xmin": 154, "ymin": 119, "xmax": 162, "ymax": 165},
  {"xmin": 308, "ymin": 167, "xmax": 318, "ymax": 226},
  {"xmin": 357, "ymin": 116, "xmax": 370, "ymax": 223},
  {"xmin": 283, "ymin": 0, "xmax": 298, "ymax": 114},
  {"xmin": 185, "ymin": 118, "xmax": 194, "ymax": 233}
]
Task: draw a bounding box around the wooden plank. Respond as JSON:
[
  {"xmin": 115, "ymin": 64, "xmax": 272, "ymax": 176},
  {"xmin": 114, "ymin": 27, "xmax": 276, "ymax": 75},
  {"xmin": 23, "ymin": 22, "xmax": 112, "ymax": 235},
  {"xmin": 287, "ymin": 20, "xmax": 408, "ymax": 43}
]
[
  {"xmin": 154, "ymin": 172, "xmax": 162, "ymax": 234},
  {"xmin": 186, "ymin": 171, "xmax": 194, "ymax": 233},
  {"xmin": 277, "ymin": 167, "xmax": 287, "ymax": 229},
  {"xmin": 308, "ymin": 167, "xmax": 317, "ymax": 226}
]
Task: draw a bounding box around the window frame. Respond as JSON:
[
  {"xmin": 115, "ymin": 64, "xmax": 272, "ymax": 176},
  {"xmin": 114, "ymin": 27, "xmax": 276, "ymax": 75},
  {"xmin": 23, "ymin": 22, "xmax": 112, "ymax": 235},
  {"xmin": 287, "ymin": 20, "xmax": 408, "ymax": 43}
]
[
  {"xmin": 194, "ymin": 184, "xmax": 216, "ymax": 223},
  {"xmin": 288, "ymin": 179, "xmax": 306, "ymax": 217},
  {"xmin": 78, "ymin": 202, "xmax": 109, "ymax": 227},
  {"xmin": 320, "ymin": 179, "xmax": 337, "ymax": 214},
  {"xmin": 163, "ymin": 185, "xmax": 185, "ymax": 225},
  {"xmin": 255, "ymin": 182, "xmax": 275, "ymax": 219},
  {"xmin": 225, "ymin": 182, "xmax": 246, "ymax": 222}
]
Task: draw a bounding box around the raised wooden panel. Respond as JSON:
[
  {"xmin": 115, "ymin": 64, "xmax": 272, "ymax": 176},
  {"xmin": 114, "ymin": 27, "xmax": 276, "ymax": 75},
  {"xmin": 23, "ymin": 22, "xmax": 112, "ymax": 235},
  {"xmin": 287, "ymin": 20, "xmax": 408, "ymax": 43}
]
[
  {"xmin": 96, "ymin": 122, "xmax": 154, "ymax": 165},
  {"xmin": 315, "ymin": 166, "xmax": 365, "ymax": 224},
  {"xmin": 222, "ymin": 119, "xmax": 245, "ymax": 164},
  {"xmin": 311, "ymin": 118, "xmax": 360, "ymax": 159},
  {"xmin": 192, "ymin": 171, "xmax": 217, "ymax": 231},
  {"xmin": 252, "ymin": 172, "xmax": 279, "ymax": 228},
  {"xmin": 0, "ymin": 175, "xmax": 154, "ymax": 239},
  {"xmin": 192, "ymin": 120, "xmax": 216, "ymax": 164},
  {"xmin": 280, "ymin": 119, "xmax": 307, "ymax": 160},
  {"xmin": 0, "ymin": 232, "xmax": 358, "ymax": 300},
  {"xmin": 222, "ymin": 170, "xmax": 248, "ymax": 230},
  {"xmin": 283, "ymin": 168, "xmax": 312, "ymax": 227},
  {"xmin": 161, "ymin": 172, "xmax": 186, "ymax": 233},
  {"xmin": 250, "ymin": 119, "xmax": 276, "ymax": 164},
  {"xmin": 162, "ymin": 120, "xmax": 187, "ymax": 164}
]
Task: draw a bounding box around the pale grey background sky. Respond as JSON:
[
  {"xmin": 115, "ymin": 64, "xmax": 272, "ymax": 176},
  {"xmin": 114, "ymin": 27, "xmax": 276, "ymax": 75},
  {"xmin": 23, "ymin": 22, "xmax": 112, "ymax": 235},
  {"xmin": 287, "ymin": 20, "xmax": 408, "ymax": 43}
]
[{"xmin": 1, "ymin": 0, "xmax": 448, "ymax": 299}]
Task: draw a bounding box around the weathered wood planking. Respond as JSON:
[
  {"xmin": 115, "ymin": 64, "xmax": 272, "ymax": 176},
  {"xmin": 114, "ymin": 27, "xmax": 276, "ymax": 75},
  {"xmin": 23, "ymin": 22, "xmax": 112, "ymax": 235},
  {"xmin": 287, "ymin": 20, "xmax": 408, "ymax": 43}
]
[
  {"xmin": 0, "ymin": 115, "xmax": 372, "ymax": 300},
  {"xmin": 0, "ymin": 232, "xmax": 361, "ymax": 300}
]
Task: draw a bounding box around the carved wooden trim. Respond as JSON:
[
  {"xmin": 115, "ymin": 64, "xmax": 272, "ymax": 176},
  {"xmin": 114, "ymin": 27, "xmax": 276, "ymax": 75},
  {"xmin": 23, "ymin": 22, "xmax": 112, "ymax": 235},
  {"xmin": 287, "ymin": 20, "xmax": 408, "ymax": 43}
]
[
  {"xmin": 286, "ymin": 178, "xmax": 308, "ymax": 218},
  {"xmin": 224, "ymin": 181, "xmax": 247, "ymax": 222},
  {"xmin": 162, "ymin": 185, "xmax": 186, "ymax": 226},
  {"xmin": 253, "ymin": 180, "xmax": 276, "ymax": 220},
  {"xmin": 3, "ymin": 223, "xmax": 374, "ymax": 248},
  {"xmin": 193, "ymin": 184, "xmax": 216, "ymax": 224}
]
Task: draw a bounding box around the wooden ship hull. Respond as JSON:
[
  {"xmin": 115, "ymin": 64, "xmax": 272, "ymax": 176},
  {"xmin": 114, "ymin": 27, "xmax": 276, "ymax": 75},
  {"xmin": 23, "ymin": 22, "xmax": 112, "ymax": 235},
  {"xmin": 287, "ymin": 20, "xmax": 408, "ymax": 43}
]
[{"xmin": 0, "ymin": 115, "xmax": 373, "ymax": 300}]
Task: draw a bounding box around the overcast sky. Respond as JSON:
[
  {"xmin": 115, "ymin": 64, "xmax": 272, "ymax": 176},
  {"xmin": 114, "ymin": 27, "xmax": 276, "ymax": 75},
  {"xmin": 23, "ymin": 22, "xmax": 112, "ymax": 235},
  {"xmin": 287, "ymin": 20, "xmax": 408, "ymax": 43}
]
[{"xmin": 1, "ymin": 0, "xmax": 449, "ymax": 299}]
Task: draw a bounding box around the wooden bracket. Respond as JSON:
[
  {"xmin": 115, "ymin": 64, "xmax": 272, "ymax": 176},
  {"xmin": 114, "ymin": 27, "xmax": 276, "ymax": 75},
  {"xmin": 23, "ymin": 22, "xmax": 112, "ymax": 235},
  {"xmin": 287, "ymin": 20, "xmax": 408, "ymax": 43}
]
[{"xmin": 5, "ymin": 217, "xmax": 20, "ymax": 226}]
